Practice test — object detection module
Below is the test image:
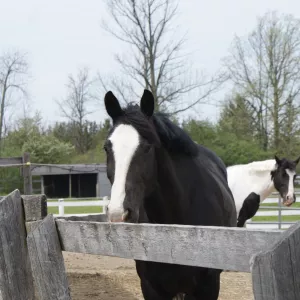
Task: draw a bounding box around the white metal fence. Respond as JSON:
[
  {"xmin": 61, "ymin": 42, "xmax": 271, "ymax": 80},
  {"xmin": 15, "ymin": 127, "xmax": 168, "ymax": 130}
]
[
  {"xmin": 46, "ymin": 192, "xmax": 300, "ymax": 230},
  {"xmin": 246, "ymin": 191, "xmax": 300, "ymax": 229}
]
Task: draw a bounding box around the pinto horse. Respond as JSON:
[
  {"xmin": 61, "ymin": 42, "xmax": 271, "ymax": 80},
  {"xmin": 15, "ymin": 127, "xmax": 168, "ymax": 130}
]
[
  {"xmin": 103, "ymin": 89, "xmax": 236, "ymax": 300},
  {"xmin": 227, "ymin": 156, "xmax": 299, "ymax": 227}
]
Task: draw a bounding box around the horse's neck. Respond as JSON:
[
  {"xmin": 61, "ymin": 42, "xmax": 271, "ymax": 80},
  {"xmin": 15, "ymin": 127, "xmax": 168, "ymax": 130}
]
[
  {"xmin": 142, "ymin": 149, "xmax": 185, "ymax": 224},
  {"xmin": 247, "ymin": 170, "xmax": 275, "ymax": 202},
  {"xmin": 259, "ymin": 178, "xmax": 275, "ymax": 202}
]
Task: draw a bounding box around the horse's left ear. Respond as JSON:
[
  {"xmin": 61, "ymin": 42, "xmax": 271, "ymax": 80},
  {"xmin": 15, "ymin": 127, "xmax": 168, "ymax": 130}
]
[
  {"xmin": 104, "ymin": 91, "xmax": 123, "ymax": 120},
  {"xmin": 275, "ymin": 155, "xmax": 282, "ymax": 166},
  {"xmin": 294, "ymin": 156, "xmax": 300, "ymax": 165},
  {"xmin": 140, "ymin": 89, "xmax": 154, "ymax": 117}
]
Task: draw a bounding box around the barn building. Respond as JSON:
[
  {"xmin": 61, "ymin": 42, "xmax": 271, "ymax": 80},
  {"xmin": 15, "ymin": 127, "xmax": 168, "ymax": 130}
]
[{"xmin": 31, "ymin": 164, "xmax": 111, "ymax": 199}]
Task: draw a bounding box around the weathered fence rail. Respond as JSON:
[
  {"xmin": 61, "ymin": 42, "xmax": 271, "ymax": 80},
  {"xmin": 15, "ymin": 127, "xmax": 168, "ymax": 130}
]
[
  {"xmin": 0, "ymin": 189, "xmax": 299, "ymax": 300},
  {"xmin": 56, "ymin": 219, "xmax": 282, "ymax": 272}
]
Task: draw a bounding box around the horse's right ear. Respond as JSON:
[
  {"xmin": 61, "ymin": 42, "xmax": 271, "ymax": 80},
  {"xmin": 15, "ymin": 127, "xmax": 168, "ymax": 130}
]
[
  {"xmin": 104, "ymin": 91, "xmax": 123, "ymax": 120},
  {"xmin": 275, "ymin": 155, "xmax": 282, "ymax": 166},
  {"xmin": 140, "ymin": 89, "xmax": 154, "ymax": 117},
  {"xmin": 294, "ymin": 156, "xmax": 300, "ymax": 165}
]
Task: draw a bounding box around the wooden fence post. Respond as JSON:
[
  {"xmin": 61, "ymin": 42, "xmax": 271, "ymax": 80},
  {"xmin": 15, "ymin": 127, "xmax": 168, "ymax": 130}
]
[
  {"xmin": 22, "ymin": 152, "xmax": 32, "ymax": 195},
  {"xmin": 27, "ymin": 214, "xmax": 71, "ymax": 300},
  {"xmin": 251, "ymin": 221, "xmax": 300, "ymax": 300},
  {"xmin": 0, "ymin": 190, "xmax": 35, "ymax": 300},
  {"xmin": 23, "ymin": 194, "xmax": 71, "ymax": 299},
  {"xmin": 22, "ymin": 194, "xmax": 48, "ymax": 233}
]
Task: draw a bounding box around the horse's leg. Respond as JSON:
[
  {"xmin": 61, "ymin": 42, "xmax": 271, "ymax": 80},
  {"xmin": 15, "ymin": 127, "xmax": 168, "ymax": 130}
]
[
  {"xmin": 237, "ymin": 192, "xmax": 260, "ymax": 227},
  {"xmin": 139, "ymin": 278, "xmax": 175, "ymax": 300},
  {"xmin": 136, "ymin": 260, "xmax": 174, "ymax": 300},
  {"xmin": 184, "ymin": 269, "xmax": 221, "ymax": 300}
]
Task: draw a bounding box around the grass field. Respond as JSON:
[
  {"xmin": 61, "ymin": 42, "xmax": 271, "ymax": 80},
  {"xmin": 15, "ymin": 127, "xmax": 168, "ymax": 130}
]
[
  {"xmin": 47, "ymin": 198, "xmax": 104, "ymax": 215},
  {"xmin": 252, "ymin": 200, "xmax": 300, "ymax": 222},
  {"xmin": 252, "ymin": 215, "xmax": 300, "ymax": 222}
]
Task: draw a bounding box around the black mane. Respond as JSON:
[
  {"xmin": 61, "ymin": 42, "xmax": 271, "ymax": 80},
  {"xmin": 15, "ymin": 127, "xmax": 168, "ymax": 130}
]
[
  {"xmin": 153, "ymin": 112, "xmax": 198, "ymax": 156},
  {"xmin": 116, "ymin": 103, "xmax": 198, "ymax": 156}
]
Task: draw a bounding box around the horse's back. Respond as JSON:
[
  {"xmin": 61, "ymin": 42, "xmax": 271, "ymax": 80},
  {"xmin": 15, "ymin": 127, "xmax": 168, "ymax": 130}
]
[
  {"xmin": 175, "ymin": 144, "xmax": 236, "ymax": 227},
  {"xmin": 196, "ymin": 144, "xmax": 228, "ymax": 180}
]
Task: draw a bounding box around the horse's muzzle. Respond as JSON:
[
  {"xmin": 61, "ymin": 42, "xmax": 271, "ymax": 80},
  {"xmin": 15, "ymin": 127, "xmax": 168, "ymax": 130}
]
[{"xmin": 283, "ymin": 194, "xmax": 296, "ymax": 207}]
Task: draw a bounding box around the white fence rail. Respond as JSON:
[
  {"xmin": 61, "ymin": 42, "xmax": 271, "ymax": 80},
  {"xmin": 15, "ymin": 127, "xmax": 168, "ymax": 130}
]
[
  {"xmin": 45, "ymin": 193, "xmax": 300, "ymax": 230},
  {"xmin": 47, "ymin": 197, "xmax": 109, "ymax": 217}
]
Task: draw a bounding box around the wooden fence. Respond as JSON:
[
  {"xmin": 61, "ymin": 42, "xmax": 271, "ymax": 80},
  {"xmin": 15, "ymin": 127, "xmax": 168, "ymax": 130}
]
[{"xmin": 0, "ymin": 190, "xmax": 299, "ymax": 300}]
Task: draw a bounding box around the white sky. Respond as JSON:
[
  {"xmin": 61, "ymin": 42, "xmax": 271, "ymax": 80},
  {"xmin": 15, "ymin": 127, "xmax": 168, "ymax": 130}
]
[{"xmin": 1, "ymin": 0, "xmax": 300, "ymax": 127}]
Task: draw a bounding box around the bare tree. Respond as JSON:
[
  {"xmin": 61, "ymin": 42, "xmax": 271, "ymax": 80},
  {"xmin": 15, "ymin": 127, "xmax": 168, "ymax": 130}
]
[
  {"xmin": 99, "ymin": 0, "xmax": 224, "ymax": 114},
  {"xmin": 57, "ymin": 67, "xmax": 97, "ymax": 153},
  {"xmin": 0, "ymin": 51, "xmax": 28, "ymax": 150},
  {"xmin": 224, "ymin": 11, "xmax": 300, "ymax": 151},
  {"xmin": 279, "ymin": 95, "xmax": 300, "ymax": 156}
]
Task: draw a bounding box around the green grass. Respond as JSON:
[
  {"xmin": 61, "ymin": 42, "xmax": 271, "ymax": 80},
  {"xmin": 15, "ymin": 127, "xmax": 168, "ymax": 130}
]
[
  {"xmin": 260, "ymin": 202, "xmax": 300, "ymax": 207},
  {"xmin": 252, "ymin": 215, "xmax": 300, "ymax": 222},
  {"xmin": 47, "ymin": 198, "xmax": 106, "ymax": 215},
  {"xmin": 252, "ymin": 200, "xmax": 300, "ymax": 222},
  {"xmin": 48, "ymin": 206, "xmax": 103, "ymax": 215},
  {"xmin": 246, "ymin": 197, "xmax": 300, "ymax": 223}
]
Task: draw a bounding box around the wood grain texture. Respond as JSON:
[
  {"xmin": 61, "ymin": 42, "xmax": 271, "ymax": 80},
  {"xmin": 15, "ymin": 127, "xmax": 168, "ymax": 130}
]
[
  {"xmin": 27, "ymin": 214, "xmax": 71, "ymax": 300},
  {"xmin": 26, "ymin": 220, "xmax": 43, "ymax": 234},
  {"xmin": 251, "ymin": 222, "xmax": 300, "ymax": 300},
  {"xmin": 0, "ymin": 190, "xmax": 35, "ymax": 300},
  {"xmin": 56, "ymin": 221, "xmax": 282, "ymax": 272},
  {"xmin": 22, "ymin": 194, "xmax": 47, "ymax": 222}
]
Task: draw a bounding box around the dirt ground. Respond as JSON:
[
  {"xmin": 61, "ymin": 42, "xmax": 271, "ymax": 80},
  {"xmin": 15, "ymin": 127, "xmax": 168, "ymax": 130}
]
[{"xmin": 63, "ymin": 252, "xmax": 254, "ymax": 300}]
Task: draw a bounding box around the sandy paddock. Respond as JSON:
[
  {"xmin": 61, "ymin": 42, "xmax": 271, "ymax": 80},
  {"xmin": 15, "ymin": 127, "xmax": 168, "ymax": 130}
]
[{"xmin": 63, "ymin": 252, "xmax": 254, "ymax": 300}]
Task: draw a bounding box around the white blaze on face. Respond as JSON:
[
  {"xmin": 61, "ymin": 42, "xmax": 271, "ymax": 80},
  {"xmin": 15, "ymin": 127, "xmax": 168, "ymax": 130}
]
[
  {"xmin": 108, "ymin": 124, "xmax": 140, "ymax": 221},
  {"xmin": 286, "ymin": 169, "xmax": 296, "ymax": 200}
]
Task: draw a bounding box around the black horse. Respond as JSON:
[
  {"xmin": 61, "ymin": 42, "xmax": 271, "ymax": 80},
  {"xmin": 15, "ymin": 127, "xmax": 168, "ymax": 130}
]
[{"xmin": 103, "ymin": 89, "xmax": 237, "ymax": 300}]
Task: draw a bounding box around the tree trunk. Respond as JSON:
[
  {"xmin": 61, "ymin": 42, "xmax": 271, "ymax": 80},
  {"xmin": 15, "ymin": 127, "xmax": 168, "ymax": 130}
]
[
  {"xmin": 273, "ymin": 91, "xmax": 280, "ymax": 150},
  {"xmin": 0, "ymin": 72, "xmax": 9, "ymax": 153}
]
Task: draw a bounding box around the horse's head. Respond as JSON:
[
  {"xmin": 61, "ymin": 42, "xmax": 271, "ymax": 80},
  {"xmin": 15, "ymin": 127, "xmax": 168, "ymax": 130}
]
[
  {"xmin": 103, "ymin": 89, "xmax": 160, "ymax": 223},
  {"xmin": 271, "ymin": 155, "xmax": 300, "ymax": 206}
]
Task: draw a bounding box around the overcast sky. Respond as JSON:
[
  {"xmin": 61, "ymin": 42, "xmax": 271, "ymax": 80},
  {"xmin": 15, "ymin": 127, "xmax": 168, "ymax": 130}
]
[{"xmin": 1, "ymin": 0, "xmax": 300, "ymax": 127}]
